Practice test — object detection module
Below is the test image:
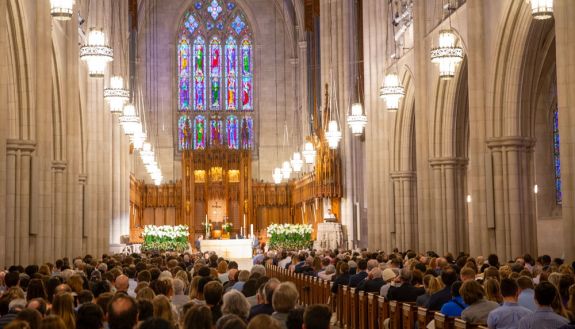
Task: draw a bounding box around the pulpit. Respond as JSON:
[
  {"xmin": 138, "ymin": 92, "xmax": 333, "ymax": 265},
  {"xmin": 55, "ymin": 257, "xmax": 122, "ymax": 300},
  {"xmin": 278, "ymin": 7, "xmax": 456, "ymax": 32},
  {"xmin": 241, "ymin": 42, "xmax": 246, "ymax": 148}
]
[{"xmin": 313, "ymin": 222, "xmax": 344, "ymax": 250}]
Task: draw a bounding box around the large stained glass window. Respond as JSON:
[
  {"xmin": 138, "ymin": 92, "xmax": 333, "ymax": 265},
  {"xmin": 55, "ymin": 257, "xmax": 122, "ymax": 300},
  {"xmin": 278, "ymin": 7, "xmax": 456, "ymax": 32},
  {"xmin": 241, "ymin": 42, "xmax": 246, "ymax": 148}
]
[
  {"xmin": 553, "ymin": 108, "xmax": 562, "ymax": 204},
  {"xmin": 177, "ymin": 1, "xmax": 254, "ymax": 151}
]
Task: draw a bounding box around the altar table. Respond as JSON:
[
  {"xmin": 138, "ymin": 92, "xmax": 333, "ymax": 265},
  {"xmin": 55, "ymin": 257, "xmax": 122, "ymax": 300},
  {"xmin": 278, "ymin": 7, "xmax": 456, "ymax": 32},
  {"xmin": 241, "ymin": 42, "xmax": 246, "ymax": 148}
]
[{"xmin": 200, "ymin": 239, "xmax": 253, "ymax": 259}]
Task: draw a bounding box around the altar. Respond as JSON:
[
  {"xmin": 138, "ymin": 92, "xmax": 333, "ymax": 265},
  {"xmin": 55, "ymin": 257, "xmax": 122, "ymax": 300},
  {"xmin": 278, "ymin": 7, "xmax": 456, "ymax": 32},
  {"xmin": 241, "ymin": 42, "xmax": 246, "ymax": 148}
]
[{"xmin": 200, "ymin": 239, "xmax": 253, "ymax": 259}]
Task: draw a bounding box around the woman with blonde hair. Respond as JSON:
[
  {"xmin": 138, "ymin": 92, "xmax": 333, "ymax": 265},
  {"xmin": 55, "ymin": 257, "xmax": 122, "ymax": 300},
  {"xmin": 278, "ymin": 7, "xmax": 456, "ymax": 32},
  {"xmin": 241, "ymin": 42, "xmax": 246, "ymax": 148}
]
[
  {"xmin": 484, "ymin": 279, "xmax": 503, "ymax": 304},
  {"xmin": 176, "ymin": 270, "xmax": 191, "ymax": 294},
  {"xmin": 51, "ymin": 293, "xmax": 75, "ymax": 329},
  {"xmin": 153, "ymin": 294, "xmax": 177, "ymax": 326},
  {"xmin": 39, "ymin": 316, "xmax": 66, "ymax": 329},
  {"xmin": 136, "ymin": 287, "xmax": 156, "ymax": 301}
]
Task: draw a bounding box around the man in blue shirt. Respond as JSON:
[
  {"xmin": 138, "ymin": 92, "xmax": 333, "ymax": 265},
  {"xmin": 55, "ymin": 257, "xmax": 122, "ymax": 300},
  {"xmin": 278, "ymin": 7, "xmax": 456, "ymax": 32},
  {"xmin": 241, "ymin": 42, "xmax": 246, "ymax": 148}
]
[
  {"xmin": 517, "ymin": 276, "xmax": 537, "ymax": 312},
  {"xmin": 440, "ymin": 281, "xmax": 468, "ymax": 317},
  {"xmin": 487, "ymin": 278, "xmax": 532, "ymax": 329},
  {"xmin": 348, "ymin": 259, "xmax": 368, "ymax": 288},
  {"xmin": 518, "ymin": 282, "xmax": 569, "ymax": 329}
]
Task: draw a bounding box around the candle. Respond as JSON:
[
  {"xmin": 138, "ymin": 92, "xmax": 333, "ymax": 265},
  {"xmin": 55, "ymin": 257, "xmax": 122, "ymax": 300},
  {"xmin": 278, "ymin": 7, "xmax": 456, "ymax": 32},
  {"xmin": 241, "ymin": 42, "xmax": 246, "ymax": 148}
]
[{"xmin": 250, "ymin": 224, "xmax": 253, "ymax": 238}]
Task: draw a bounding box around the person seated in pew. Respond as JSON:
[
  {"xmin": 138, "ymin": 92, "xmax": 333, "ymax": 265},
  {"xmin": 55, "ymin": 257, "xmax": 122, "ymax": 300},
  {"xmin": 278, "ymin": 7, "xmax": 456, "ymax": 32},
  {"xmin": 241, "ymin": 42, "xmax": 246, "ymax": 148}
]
[
  {"xmin": 386, "ymin": 268, "xmax": 426, "ymax": 302},
  {"xmin": 357, "ymin": 268, "xmax": 385, "ymax": 293},
  {"xmin": 380, "ymin": 268, "xmax": 399, "ymax": 298},
  {"xmin": 460, "ymin": 280, "xmax": 500, "ymax": 325},
  {"xmin": 348, "ymin": 259, "xmax": 368, "ymax": 288},
  {"xmin": 439, "ymin": 281, "xmax": 468, "ymax": 317},
  {"xmin": 518, "ymin": 281, "xmax": 569, "ymax": 329},
  {"xmin": 425, "ymin": 266, "xmax": 458, "ymax": 311},
  {"xmin": 487, "ymin": 278, "xmax": 532, "ymax": 329},
  {"xmin": 330, "ymin": 262, "xmax": 350, "ymax": 294}
]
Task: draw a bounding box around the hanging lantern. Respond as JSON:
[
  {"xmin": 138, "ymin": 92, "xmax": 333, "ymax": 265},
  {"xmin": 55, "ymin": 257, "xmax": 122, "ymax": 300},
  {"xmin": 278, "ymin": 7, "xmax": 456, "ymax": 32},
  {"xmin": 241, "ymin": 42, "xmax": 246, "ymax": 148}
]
[
  {"xmin": 347, "ymin": 103, "xmax": 367, "ymax": 136},
  {"xmin": 379, "ymin": 74, "xmax": 405, "ymax": 111},
  {"xmin": 140, "ymin": 143, "xmax": 155, "ymax": 164},
  {"xmin": 50, "ymin": 0, "xmax": 74, "ymax": 20},
  {"xmin": 529, "ymin": 0, "xmax": 553, "ymax": 19},
  {"xmin": 291, "ymin": 152, "xmax": 303, "ymax": 173},
  {"xmin": 104, "ymin": 76, "xmax": 130, "ymax": 114},
  {"xmin": 119, "ymin": 104, "xmax": 140, "ymax": 135},
  {"xmin": 80, "ymin": 28, "xmax": 113, "ymax": 78},
  {"xmin": 281, "ymin": 161, "xmax": 292, "ymax": 180},
  {"xmin": 325, "ymin": 120, "xmax": 342, "ymax": 149},
  {"xmin": 302, "ymin": 142, "xmax": 316, "ymax": 164},
  {"xmin": 131, "ymin": 131, "xmax": 147, "ymax": 150},
  {"xmin": 272, "ymin": 167, "xmax": 283, "ymax": 184},
  {"xmin": 430, "ymin": 29, "xmax": 464, "ymax": 79}
]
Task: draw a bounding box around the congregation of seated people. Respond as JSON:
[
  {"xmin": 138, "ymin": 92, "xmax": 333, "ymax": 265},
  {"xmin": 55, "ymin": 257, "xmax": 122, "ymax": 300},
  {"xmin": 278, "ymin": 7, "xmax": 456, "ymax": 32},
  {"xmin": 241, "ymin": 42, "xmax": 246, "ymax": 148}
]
[{"xmin": 0, "ymin": 249, "xmax": 573, "ymax": 329}]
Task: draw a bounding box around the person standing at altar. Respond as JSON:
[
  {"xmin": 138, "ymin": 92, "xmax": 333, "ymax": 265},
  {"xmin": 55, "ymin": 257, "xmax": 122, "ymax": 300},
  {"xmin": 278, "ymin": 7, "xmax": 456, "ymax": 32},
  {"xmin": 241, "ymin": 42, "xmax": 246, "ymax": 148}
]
[{"xmin": 195, "ymin": 235, "xmax": 203, "ymax": 252}]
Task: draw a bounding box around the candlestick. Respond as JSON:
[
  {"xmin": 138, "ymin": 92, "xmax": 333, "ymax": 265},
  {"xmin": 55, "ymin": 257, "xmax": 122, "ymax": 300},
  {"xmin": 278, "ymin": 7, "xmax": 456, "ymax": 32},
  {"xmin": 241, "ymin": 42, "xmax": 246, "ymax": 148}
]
[{"xmin": 250, "ymin": 224, "xmax": 253, "ymax": 238}]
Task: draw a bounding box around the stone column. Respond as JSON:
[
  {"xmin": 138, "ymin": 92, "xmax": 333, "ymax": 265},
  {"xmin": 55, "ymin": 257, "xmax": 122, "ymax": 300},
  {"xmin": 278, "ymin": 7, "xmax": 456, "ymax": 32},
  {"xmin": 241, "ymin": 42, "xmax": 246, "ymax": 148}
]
[
  {"xmin": 390, "ymin": 171, "xmax": 416, "ymax": 251},
  {"xmin": 52, "ymin": 161, "xmax": 67, "ymax": 261},
  {"xmin": 554, "ymin": 0, "xmax": 575, "ymax": 261},
  {"xmin": 486, "ymin": 137, "xmax": 536, "ymax": 260}
]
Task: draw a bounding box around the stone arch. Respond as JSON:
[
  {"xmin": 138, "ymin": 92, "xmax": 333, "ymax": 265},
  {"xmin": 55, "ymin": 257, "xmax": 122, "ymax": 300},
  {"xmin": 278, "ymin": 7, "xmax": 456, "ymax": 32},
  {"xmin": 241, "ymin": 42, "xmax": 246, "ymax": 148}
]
[{"xmin": 392, "ymin": 68, "xmax": 416, "ymax": 172}]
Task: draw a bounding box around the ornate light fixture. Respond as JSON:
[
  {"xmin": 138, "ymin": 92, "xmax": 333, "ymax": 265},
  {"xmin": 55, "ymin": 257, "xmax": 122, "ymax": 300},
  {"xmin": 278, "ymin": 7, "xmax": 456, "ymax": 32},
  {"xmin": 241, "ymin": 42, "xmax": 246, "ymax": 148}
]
[
  {"xmin": 529, "ymin": 0, "xmax": 553, "ymax": 20},
  {"xmin": 347, "ymin": 103, "xmax": 367, "ymax": 136},
  {"xmin": 325, "ymin": 120, "xmax": 342, "ymax": 149},
  {"xmin": 140, "ymin": 143, "xmax": 155, "ymax": 165},
  {"xmin": 430, "ymin": 29, "xmax": 464, "ymax": 79},
  {"xmin": 272, "ymin": 167, "xmax": 283, "ymax": 184},
  {"xmin": 281, "ymin": 161, "xmax": 292, "ymax": 180},
  {"xmin": 291, "ymin": 152, "xmax": 303, "ymax": 173},
  {"xmin": 104, "ymin": 76, "xmax": 130, "ymax": 114},
  {"xmin": 379, "ymin": 74, "xmax": 405, "ymax": 111},
  {"xmin": 131, "ymin": 131, "xmax": 147, "ymax": 150},
  {"xmin": 302, "ymin": 142, "xmax": 316, "ymax": 164},
  {"xmin": 80, "ymin": 28, "xmax": 113, "ymax": 78},
  {"xmin": 119, "ymin": 104, "xmax": 140, "ymax": 135},
  {"xmin": 50, "ymin": 0, "xmax": 74, "ymax": 20}
]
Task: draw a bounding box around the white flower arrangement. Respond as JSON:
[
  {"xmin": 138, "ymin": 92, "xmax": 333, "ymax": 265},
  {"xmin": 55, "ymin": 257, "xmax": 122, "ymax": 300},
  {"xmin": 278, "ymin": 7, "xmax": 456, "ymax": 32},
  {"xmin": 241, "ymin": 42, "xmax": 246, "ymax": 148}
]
[
  {"xmin": 266, "ymin": 223, "xmax": 313, "ymax": 250},
  {"xmin": 141, "ymin": 225, "xmax": 189, "ymax": 252}
]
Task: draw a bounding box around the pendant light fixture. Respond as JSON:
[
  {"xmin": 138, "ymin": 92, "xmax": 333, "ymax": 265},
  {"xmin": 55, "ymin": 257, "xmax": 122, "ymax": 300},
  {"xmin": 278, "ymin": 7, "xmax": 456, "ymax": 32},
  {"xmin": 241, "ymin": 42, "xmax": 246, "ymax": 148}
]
[
  {"xmin": 302, "ymin": 141, "xmax": 316, "ymax": 164},
  {"xmin": 80, "ymin": 28, "xmax": 113, "ymax": 78},
  {"xmin": 529, "ymin": 0, "xmax": 553, "ymax": 20},
  {"xmin": 347, "ymin": 76, "xmax": 367, "ymax": 136},
  {"xmin": 380, "ymin": 74, "xmax": 404, "ymax": 111},
  {"xmin": 291, "ymin": 152, "xmax": 303, "ymax": 173},
  {"xmin": 272, "ymin": 167, "xmax": 283, "ymax": 184},
  {"xmin": 281, "ymin": 160, "xmax": 292, "ymax": 180},
  {"xmin": 50, "ymin": 0, "xmax": 74, "ymax": 20},
  {"xmin": 325, "ymin": 74, "xmax": 342, "ymax": 150},
  {"xmin": 430, "ymin": 1, "xmax": 464, "ymax": 79},
  {"xmin": 119, "ymin": 104, "xmax": 140, "ymax": 135},
  {"xmin": 104, "ymin": 76, "xmax": 130, "ymax": 114}
]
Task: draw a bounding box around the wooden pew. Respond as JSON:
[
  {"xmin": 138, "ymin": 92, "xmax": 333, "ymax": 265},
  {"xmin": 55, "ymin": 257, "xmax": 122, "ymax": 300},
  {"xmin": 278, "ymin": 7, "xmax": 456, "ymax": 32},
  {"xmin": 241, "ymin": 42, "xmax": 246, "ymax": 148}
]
[
  {"xmin": 378, "ymin": 296, "xmax": 389, "ymax": 329},
  {"xmin": 336, "ymin": 286, "xmax": 344, "ymax": 327},
  {"xmin": 434, "ymin": 312, "xmax": 454, "ymax": 329},
  {"xmin": 342, "ymin": 285, "xmax": 351, "ymax": 328},
  {"xmin": 358, "ymin": 291, "xmax": 368, "ymax": 329},
  {"xmin": 388, "ymin": 300, "xmax": 402, "ymax": 329},
  {"xmin": 367, "ymin": 293, "xmax": 378, "ymax": 329},
  {"xmin": 454, "ymin": 318, "xmax": 481, "ymax": 329},
  {"xmin": 401, "ymin": 303, "xmax": 417, "ymax": 329},
  {"xmin": 350, "ymin": 288, "xmax": 360, "ymax": 329},
  {"xmin": 417, "ymin": 307, "xmax": 434, "ymax": 329}
]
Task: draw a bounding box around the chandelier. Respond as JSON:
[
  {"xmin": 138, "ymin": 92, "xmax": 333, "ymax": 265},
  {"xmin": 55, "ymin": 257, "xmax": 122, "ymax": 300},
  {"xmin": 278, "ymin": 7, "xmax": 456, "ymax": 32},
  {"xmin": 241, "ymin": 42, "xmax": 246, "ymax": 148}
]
[
  {"xmin": 302, "ymin": 142, "xmax": 316, "ymax": 164},
  {"xmin": 104, "ymin": 76, "xmax": 130, "ymax": 114},
  {"xmin": 291, "ymin": 152, "xmax": 303, "ymax": 173},
  {"xmin": 80, "ymin": 29, "xmax": 113, "ymax": 78},
  {"xmin": 272, "ymin": 167, "xmax": 283, "ymax": 184},
  {"xmin": 380, "ymin": 74, "xmax": 405, "ymax": 111},
  {"xmin": 347, "ymin": 103, "xmax": 367, "ymax": 136},
  {"xmin": 325, "ymin": 120, "xmax": 342, "ymax": 149},
  {"xmin": 50, "ymin": 0, "xmax": 74, "ymax": 20},
  {"xmin": 140, "ymin": 143, "xmax": 155, "ymax": 164},
  {"xmin": 281, "ymin": 161, "xmax": 292, "ymax": 180},
  {"xmin": 430, "ymin": 29, "xmax": 464, "ymax": 79},
  {"xmin": 119, "ymin": 104, "xmax": 140, "ymax": 135},
  {"xmin": 529, "ymin": 0, "xmax": 553, "ymax": 19}
]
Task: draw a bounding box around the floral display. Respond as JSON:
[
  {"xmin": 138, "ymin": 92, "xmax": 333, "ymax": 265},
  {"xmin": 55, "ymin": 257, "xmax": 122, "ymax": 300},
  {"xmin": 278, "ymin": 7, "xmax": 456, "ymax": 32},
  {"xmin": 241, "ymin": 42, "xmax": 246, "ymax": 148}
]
[
  {"xmin": 141, "ymin": 225, "xmax": 190, "ymax": 252},
  {"xmin": 222, "ymin": 222, "xmax": 233, "ymax": 233},
  {"xmin": 266, "ymin": 224, "xmax": 313, "ymax": 250}
]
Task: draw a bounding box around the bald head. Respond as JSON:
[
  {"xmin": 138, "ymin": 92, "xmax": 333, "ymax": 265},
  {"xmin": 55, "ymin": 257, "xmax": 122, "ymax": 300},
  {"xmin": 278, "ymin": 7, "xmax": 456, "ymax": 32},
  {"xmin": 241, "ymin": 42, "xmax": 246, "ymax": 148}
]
[
  {"xmin": 115, "ymin": 275, "xmax": 129, "ymax": 292},
  {"xmin": 55, "ymin": 284, "xmax": 72, "ymax": 295}
]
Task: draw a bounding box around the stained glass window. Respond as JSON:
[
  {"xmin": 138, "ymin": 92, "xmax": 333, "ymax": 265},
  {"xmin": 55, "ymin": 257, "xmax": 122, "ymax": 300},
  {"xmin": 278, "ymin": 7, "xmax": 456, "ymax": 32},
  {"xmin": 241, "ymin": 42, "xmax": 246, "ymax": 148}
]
[
  {"xmin": 240, "ymin": 117, "xmax": 253, "ymax": 149},
  {"xmin": 553, "ymin": 108, "xmax": 562, "ymax": 204},
  {"xmin": 210, "ymin": 118, "xmax": 223, "ymax": 146},
  {"xmin": 193, "ymin": 115, "xmax": 206, "ymax": 149},
  {"xmin": 178, "ymin": 115, "xmax": 193, "ymax": 150},
  {"xmin": 193, "ymin": 37, "xmax": 206, "ymax": 111},
  {"xmin": 241, "ymin": 39, "xmax": 253, "ymax": 111},
  {"xmin": 178, "ymin": 37, "xmax": 191, "ymax": 111},
  {"xmin": 178, "ymin": 0, "xmax": 254, "ymax": 151},
  {"xmin": 226, "ymin": 37, "xmax": 238, "ymax": 110},
  {"xmin": 210, "ymin": 38, "xmax": 222, "ymax": 110},
  {"xmin": 226, "ymin": 115, "xmax": 239, "ymax": 149}
]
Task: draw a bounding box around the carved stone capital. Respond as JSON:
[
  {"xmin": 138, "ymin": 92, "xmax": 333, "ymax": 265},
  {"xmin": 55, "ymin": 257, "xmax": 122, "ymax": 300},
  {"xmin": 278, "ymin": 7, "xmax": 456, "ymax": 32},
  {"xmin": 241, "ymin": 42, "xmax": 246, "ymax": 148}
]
[
  {"xmin": 486, "ymin": 136, "xmax": 535, "ymax": 150},
  {"xmin": 429, "ymin": 157, "xmax": 468, "ymax": 168},
  {"xmin": 389, "ymin": 171, "xmax": 416, "ymax": 180},
  {"xmin": 78, "ymin": 174, "xmax": 88, "ymax": 185},
  {"xmin": 6, "ymin": 139, "xmax": 36, "ymax": 155},
  {"xmin": 52, "ymin": 160, "xmax": 68, "ymax": 172}
]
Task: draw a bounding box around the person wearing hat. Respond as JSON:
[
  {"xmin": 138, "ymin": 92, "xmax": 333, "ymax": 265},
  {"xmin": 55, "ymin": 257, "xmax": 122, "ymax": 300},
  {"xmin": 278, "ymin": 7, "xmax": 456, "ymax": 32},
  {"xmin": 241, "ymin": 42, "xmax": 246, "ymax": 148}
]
[
  {"xmin": 386, "ymin": 268, "xmax": 426, "ymax": 302},
  {"xmin": 380, "ymin": 268, "xmax": 399, "ymax": 297}
]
